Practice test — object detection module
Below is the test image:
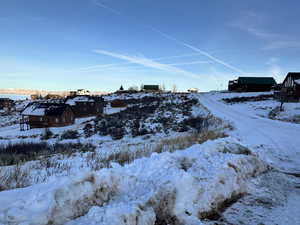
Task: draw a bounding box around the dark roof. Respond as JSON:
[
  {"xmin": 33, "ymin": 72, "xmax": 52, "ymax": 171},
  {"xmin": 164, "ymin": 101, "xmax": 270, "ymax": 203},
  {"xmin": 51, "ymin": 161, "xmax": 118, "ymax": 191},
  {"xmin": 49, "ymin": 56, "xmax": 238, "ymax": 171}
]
[
  {"xmin": 0, "ymin": 98, "xmax": 13, "ymax": 102},
  {"xmin": 143, "ymin": 85, "xmax": 160, "ymax": 90},
  {"xmin": 238, "ymin": 77, "xmax": 277, "ymax": 85},
  {"xmin": 282, "ymin": 72, "xmax": 300, "ymax": 86},
  {"xmin": 286, "ymin": 72, "xmax": 300, "ymax": 80},
  {"xmin": 44, "ymin": 104, "xmax": 70, "ymax": 116},
  {"xmin": 22, "ymin": 102, "xmax": 71, "ymax": 116}
]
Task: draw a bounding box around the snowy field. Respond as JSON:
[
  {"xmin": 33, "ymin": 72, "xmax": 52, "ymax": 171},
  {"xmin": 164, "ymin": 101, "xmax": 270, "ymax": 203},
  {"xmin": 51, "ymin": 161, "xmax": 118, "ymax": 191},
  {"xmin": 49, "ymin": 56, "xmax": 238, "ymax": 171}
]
[
  {"xmin": 0, "ymin": 94, "xmax": 29, "ymax": 100},
  {"xmin": 0, "ymin": 92, "xmax": 299, "ymax": 224}
]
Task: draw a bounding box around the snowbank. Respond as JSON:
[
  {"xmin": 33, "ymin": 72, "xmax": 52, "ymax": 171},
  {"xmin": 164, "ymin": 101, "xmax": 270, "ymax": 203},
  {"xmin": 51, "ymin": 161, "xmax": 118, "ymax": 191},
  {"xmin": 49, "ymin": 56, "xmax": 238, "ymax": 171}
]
[{"xmin": 0, "ymin": 138, "xmax": 267, "ymax": 225}]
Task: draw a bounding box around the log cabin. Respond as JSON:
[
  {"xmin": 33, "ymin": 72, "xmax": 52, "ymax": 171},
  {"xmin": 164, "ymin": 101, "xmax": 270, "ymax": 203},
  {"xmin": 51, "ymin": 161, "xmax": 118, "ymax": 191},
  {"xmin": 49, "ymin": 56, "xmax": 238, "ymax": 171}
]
[
  {"xmin": 21, "ymin": 102, "xmax": 75, "ymax": 129},
  {"xmin": 65, "ymin": 95, "xmax": 105, "ymax": 118},
  {"xmin": 228, "ymin": 77, "xmax": 277, "ymax": 92},
  {"xmin": 279, "ymin": 72, "xmax": 300, "ymax": 102}
]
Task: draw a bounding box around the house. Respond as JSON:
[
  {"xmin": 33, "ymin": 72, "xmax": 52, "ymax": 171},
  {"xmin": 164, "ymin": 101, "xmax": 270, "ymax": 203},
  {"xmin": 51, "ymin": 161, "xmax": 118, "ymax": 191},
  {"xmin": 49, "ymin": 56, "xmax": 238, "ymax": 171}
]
[
  {"xmin": 0, "ymin": 98, "xmax": 15, "ymax": 112},
  {"xmin": 141, "ymin": 85, "xmax": 160, "ymax": 92},
  {"xmin": 21, "ymin": 102, "xmax": 75, "ymax": 129},
  {"xmin": 65, "ymin": 95, "xmax": 105, "ymax": 118},
  {"xmin": 30, "ymin": 94, "xmax": 42, "ymax": 100},
  {"xmin": 278, "ymin": 72, "xmax": 300, "ymax": 102},
  {"xmin": 45, "ymin": 94, "xmax": 63, "ymax": 100},
  {"xmin": 69, "ymin": 89, "xmax": 91, "ymax": 97},
  {"xmin": 77, "ymin": 89, "xmax": 90, "ymax": 96},
  {"xmin": 110, "ymin": 99, "xmax": 128, "ymax": 108},
  {"xmin": 188, "ymin": 88, "xmax": 199, "ymax": 93},
  {"xmin": 228, "ymin": 77, "xmax": 277, "ymax": 92}
]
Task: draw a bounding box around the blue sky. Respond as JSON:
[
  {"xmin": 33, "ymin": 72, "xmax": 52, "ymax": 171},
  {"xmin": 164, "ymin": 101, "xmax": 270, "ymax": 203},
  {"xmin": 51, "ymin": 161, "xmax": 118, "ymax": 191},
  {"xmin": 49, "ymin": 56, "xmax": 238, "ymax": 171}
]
[{"xmin": 1, "ymin": 0, "xmax": 300, "ymax": 92}]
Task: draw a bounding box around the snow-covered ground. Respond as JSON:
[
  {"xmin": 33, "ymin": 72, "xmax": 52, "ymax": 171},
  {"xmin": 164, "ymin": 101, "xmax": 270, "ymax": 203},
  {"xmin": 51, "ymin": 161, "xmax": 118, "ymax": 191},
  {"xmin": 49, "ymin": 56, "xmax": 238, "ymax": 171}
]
[
  {"xmin": 198, "ymin": 91, "xmax": 300, "ymax": 224},
  {"xmin": 0, "ymin": 138, "xmax": 267, "ymax": 225},
  {"xmin": 0, "ymin": 91, "xmax": 300, "ymax": 224}
]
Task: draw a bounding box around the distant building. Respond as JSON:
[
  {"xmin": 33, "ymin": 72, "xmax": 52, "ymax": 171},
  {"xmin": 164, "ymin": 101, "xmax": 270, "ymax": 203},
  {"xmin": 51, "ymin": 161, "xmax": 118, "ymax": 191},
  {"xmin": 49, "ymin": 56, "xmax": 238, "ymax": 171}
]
[
  {"xmin": 65, "ymin": 95, "xmax": 105, "ymax": 118},
  {"xmin": 141, "ymin": 85, "xmax": 160, "ymax": 92},
  {"xmin": 30, "ymin": 94, "xmax": 42, "ymax": 101},
  {"xmin": 69, "ymin": 89, "xmax": 91, "ymax": 97},
  {"xmin": 110, "ymin": 99, "xmax": 128, "ymax": 108},
  {"xmin": 188, "ymin": 88, "xmax": 199, "ymax": 93},
  {"xmin": 77, "ymin": 89, "xmax": 90, "ymax": 96},
  {"xmin": 45, "ymin": 94, "xmax": 63, "ymax": 100},
  {"xmin": 21, "ymin": 102, "xmax": 75, "ymax": 129},
  {"xmin": 228, "ymin": 77, "xmax": 277, "ymax": 92},
  {"xmin": 278, "ymin": 72, "xmax": 300, "ymax": 102},
  {"xmin": 0, "ymin": 98, "xmax": 14, "ymax": 112}
]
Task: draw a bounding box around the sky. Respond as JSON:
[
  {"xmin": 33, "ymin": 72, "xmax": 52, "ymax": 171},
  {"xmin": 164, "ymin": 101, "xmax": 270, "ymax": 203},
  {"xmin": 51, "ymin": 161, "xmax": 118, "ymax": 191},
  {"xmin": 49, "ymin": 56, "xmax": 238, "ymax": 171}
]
[{"xmin": 1, "ymin": 0, "xmax": 300, "ymax": 92}]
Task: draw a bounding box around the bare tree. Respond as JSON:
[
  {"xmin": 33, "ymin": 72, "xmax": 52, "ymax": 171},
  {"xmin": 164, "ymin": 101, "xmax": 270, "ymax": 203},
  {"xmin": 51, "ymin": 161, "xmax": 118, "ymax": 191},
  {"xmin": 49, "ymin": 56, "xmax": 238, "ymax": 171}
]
[{"xmin": 172, "ymin": 84, "xmax": 178, "ymax": 93}]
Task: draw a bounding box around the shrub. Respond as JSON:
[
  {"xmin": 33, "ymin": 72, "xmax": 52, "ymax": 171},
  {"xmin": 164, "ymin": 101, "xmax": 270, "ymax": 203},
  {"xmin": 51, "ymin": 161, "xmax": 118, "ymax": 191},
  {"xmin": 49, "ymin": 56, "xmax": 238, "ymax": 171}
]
[
  {"xmin": 0, "ymin": 142, "xmax": 96, "ymax": 166},
  {"xmin": 83, "ymin": 123, "xmax": 95, "ymax": 138},
  {"xmin": 61, "ymin": 130, "xmax": 79, "ymax": 139},
  {"xmin": 41, "ymin": 128, "xmax": 53, "ymax": 140}
]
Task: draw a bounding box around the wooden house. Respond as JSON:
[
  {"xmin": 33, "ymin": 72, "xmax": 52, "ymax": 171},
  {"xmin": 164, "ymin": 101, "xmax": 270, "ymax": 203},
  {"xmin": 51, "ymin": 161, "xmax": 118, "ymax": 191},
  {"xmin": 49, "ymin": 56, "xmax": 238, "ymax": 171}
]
[
  {"xmin": 65, "ymin": 95, "xmax": 105, "ymax": 118},
  {"xmin": 187, "ymin": 88, "xmax": 199, "ymax": 93},
  {"xmin": 45, "ymin": 94, "xmax": 63, "ymax": 100},
  {"xmin": 21, "ymin": 103, "xmax": 75, "ymax": 129},
  {"xmin": 0, "ymin": 98, "xmax": 15, "ymax": 112},
  {"xmin": 228, "ymin": 77, "xmax": 276, "ymax": 92},
  {"xmin": 279, "ymin": 72, "xmax": 300, "ymax": 102},
  {"xmin": 141, "ymin": 85, "xmax": 160, "ymax": 92},
  {"xmin": 111, "ymin": 99, "xmax": 128, "ymax": 108}
]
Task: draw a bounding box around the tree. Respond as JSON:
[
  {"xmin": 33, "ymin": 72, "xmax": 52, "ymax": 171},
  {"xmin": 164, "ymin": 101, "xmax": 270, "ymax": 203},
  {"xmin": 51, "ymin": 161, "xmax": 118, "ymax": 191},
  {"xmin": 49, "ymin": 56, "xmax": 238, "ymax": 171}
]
[
  {"xmin": 172, "ymin": 84, "xmax": 178, "ymax": 93},
  {"xmin": 128, "ymin": 86, "xmax": 139, "ymax": 91},
  {"xmin": 161, "ymin": 83, "xmax": 166, "ymax": 92},
  {"xmin": 119, "ymin": 85, "xmax": 124, "ymax": 91}
]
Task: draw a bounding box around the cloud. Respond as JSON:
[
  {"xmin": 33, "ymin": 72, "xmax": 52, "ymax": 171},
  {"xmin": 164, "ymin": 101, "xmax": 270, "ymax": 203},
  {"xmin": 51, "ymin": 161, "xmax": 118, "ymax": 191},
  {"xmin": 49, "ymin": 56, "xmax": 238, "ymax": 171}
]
[
  {"xmin": 93, "ymin": 49, "xmax": 203, "ymax": 79},
  {"xmin": 92, "ymin": 0, "xmax": 121, "ymax": 15},
  {"xmin": 229, "ymin": 11, "xmax": 300, "ymax": 51},
  {"xmin": 263, "ymin": 41, "xmax": 300, "ymax": 50},
  {"xmin": 150, "ymin": 28, "xmax": 244, "ymax": 73}
]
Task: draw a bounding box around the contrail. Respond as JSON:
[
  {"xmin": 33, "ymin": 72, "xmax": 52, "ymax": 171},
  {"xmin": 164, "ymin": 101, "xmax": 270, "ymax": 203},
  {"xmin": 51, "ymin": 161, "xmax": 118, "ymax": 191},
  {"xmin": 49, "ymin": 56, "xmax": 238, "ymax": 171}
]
[
  {"xmin": 92, "ymin": 0, "xmax": 121, "ymax": 15},
  {"xmin": 76, "ymin": 53, "xmax": 209, "ymax": 71},
  {"xmin": 81, "ymin": 60, "xmax": 212, "ymax": 73},
  {"xmin": 94, "ymin": 49, "xmax": 204, "ymax": 79},
  {"xmin": 150, "ymin": 27, "xmax": 244, "ymax": 73}
]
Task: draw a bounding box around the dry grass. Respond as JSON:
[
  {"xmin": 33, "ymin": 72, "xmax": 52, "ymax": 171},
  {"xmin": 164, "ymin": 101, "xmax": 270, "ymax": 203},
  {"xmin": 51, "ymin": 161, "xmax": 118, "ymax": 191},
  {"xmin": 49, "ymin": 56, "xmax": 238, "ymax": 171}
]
[
  {"xmin": 0, "ymin": 130, "xmax": 227, "ymax": 191},
  {"xmin": 86, "ymin": 130, "xmax": 227, "ymax": 170},
  {"xmin": 0, "ymin": 165, "xmax": 30, "ymax": 191}
]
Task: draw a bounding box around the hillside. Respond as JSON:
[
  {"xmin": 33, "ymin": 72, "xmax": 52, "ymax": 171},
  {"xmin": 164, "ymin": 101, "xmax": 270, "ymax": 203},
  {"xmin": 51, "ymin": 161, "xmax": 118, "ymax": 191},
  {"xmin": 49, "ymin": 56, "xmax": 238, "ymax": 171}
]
[{"xmin": 0, "ymin": 92, "xmax": 299, "ymax": 225}]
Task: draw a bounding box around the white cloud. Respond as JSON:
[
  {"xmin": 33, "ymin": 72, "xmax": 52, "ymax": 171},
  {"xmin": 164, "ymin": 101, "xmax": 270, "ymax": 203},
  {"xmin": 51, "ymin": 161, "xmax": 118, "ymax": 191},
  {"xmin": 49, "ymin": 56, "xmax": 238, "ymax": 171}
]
[
  {"xmin": 263, "ymin": 41, "xmax": 300, "ymax": 50},
  {"xmin": 229, "ymin": 11, "xmax": 300, "ymax": 51},
  {"xmin": 93, "ymin": 49, "xmax": 203, "ymax": 79}
]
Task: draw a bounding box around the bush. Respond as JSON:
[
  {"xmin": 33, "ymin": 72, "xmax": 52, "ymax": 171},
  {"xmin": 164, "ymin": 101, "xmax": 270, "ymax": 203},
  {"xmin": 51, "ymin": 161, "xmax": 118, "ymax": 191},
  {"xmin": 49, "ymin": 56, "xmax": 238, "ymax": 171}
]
[
  {"xmin": 0, "ymin": 142, "xmax": 96, "ymax": 166},
  {"xmin": 41, "ymin": 128, "xmax": 53, "ymax": 140},
  {"xmin": 83, "ymin": 123, "xmax": 95, "ymax": 138},
  {"xmin": 61, "ymin": 130, "xmax": 79, "ymax": 139}
]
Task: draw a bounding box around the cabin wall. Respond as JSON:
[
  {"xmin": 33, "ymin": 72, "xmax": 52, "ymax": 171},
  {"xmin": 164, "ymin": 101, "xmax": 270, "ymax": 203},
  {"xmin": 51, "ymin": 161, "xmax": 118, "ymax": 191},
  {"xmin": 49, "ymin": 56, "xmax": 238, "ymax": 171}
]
[
  {"xmin": 28, "ymin": 109, "xmax": 75, "ymax": 128},
  {"xmin": 71, "ymin": 100, "xmax": 104, "ymax": 118}
]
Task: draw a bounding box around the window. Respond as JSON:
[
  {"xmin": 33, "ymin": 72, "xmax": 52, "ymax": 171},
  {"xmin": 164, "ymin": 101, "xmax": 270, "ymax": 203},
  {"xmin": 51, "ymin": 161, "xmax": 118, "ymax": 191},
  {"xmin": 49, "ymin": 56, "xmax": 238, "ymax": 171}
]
[
  {"xmin": 40, "ymin": 117, "xmax": 43, "ymax": 121},
  {"xmin": 55, "ymin": 118, "xmax": 59, "ymax": 123}
]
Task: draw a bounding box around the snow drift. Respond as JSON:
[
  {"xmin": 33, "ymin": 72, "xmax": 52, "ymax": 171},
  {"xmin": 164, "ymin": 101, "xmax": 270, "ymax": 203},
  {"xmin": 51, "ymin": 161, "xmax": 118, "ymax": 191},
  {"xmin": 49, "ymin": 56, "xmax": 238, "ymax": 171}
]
[{"xmin": 0, "ymin": 138, "xmax": 268, "ymax": 225}]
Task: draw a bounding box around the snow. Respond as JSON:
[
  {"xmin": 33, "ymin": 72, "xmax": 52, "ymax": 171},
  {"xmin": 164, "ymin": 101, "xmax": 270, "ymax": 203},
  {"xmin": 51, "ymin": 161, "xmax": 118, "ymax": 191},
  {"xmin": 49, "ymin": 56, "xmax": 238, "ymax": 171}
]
[
  {"xmin": 199, "ymin": 92, "xmax": 300, "ymax": 171},
  {"xmin": 294, "ymin": 79, "xmax": 300, "ymax": 85},
  {"xmin": 21, "ymin": 104, "xmax": 46, "ymax": 116},
  {"xmin": 0, "ymin": 138, "xmax": 267, "ymax": 225},
  {"xmin": 66, "ymin": 96, "xmax": 95, "ymax": 106},
  {"xmin": 1, "ymin": 91, "xmax": 300, "ymax": 224}
]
